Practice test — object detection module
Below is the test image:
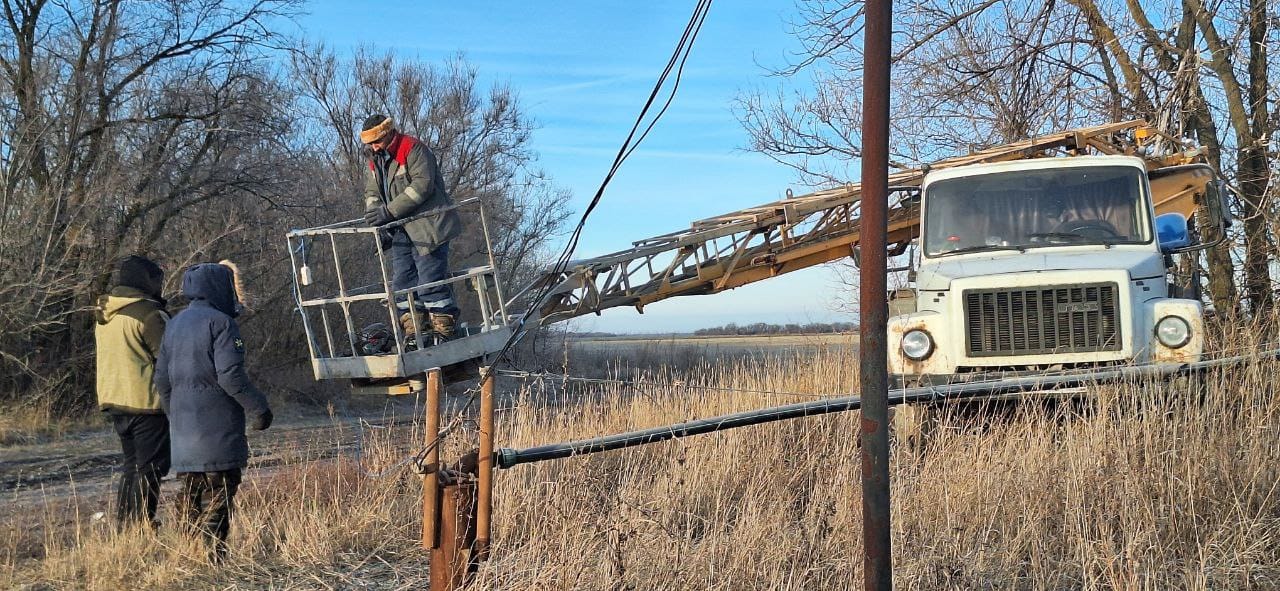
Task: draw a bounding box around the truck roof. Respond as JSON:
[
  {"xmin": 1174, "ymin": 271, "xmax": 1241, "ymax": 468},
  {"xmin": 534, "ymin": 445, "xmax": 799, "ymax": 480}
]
[{"xmin": 922, "ymin": 154, "xmax": 1149, "ymax": 187}]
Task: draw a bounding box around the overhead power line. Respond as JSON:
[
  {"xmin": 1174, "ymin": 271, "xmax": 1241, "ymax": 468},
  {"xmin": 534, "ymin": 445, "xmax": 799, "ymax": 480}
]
[{"xmin": 487, "ymin": 0, "xmax": 716, "ymax": 370}]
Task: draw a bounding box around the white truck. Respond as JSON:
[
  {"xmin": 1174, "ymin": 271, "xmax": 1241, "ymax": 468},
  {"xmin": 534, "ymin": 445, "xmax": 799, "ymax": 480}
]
[{"xmin": 887, "ymin": 155, "xmax": 1228, "ymax": 385}]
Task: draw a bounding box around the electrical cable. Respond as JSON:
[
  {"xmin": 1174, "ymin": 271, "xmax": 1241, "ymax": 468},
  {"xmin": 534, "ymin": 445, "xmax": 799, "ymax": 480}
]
[{"xmin": 480, "ymin": 0, "xmax": 716, "ymax": 381}]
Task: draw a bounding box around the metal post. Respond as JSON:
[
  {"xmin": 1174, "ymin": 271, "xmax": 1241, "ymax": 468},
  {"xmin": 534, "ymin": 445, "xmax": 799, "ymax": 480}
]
[
  {"xmin": 474, "ymin": 367, "xmax": 495, "ymax": 560},
  {"xmin": 421, "ymin": 370, "xmax": 443, "ymax": 550},
  {"xmin": 860, "ymin": 0, "xmax": 894, "ymax": 588},
  {"xmin": 429, "ymin": 480, "xmax": 476, "ymax": 591}
]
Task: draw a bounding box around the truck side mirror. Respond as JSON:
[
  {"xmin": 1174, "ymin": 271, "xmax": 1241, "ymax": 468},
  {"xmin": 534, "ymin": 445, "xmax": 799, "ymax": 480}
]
[{"xmin": 1156, "ymin": 213, "xmax": 1191, "ymax": 252}]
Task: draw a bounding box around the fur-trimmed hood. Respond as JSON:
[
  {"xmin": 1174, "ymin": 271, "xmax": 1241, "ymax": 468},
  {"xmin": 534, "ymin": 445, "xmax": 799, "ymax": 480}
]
[{"xmin": 181, "ymin": 262, "xmax": 242, "ymax": 318}]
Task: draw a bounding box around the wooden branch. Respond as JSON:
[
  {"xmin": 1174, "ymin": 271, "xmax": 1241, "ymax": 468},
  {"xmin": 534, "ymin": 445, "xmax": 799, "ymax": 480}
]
[
  {"xmin": 1065, "ymin": 0, "xmax": 1154, "ymax": 113},
  {"xmin": 1182, "ymin": 0, "xmax": 1252, "ymax": 142}
]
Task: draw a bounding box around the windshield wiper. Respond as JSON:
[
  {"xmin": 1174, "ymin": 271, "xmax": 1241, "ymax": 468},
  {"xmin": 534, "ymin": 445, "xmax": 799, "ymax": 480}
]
[
  {"xmin": 1025, "ymin": 232, "xmax": 1088, "ymax": 242},
  {"xmin": 934, "ymin": 244, "xmax": 1025, "ymax": 257}
]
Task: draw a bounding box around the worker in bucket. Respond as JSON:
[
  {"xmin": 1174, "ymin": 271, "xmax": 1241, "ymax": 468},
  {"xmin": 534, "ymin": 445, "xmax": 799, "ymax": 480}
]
[
  {"xmin": 155, "ymin": 261, "xmax": 272, "ymax": 561},
  {"xmin": 359, "ymin": 115, "xmax": 462, "ymax": 341},
  {"xmin": 94, "ymin": 255, "xmax": 171, "ymax": 531}
]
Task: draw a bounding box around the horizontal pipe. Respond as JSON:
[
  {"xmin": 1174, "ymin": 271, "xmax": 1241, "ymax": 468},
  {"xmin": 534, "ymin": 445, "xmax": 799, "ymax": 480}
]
[
  {"xmin": 288, "ymin": 198, "xmax": 481, "ymax": 237},
  {"xmin": 495, "ymin": 350, "xmax": 1280, "ymax": 469},
  {"xmin": 299, "ymin": 266, "xmax": 495, "ymax": 307}
]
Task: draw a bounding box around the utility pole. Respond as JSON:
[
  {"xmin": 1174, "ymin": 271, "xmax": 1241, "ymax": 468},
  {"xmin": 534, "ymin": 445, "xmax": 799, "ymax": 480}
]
[{"xmin": 859, "ymin": 0, "xmax": 894, "ymax": 588}]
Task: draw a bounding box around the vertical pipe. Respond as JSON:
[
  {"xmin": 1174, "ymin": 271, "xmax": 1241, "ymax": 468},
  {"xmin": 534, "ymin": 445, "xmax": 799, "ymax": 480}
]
[
  {"xmin": 475, "ymin": 367, "xmax": 495, "ymax": 560},
  {"xmin": 286, "ymin": 236, "xmax": 319, "ymax": 361},
  {"xmin": 421, "ymin": 370, "xmax": 442, "ymax": 550},
  {"xmin": 372, "ymin": 227, "xmax": 405, "ymax": 356},
  {"xmin": 328, "ymin": 233, "xmax": 360, "ymax": 355},
  {"xmin": 408, "ymin": 289, "xmax": 424, "ymax": 345},
  {"xmin": 319, "ymin": 308, "xmax": 337, "ymax": 359},
  {"xmin": 430, "ymin": 481, "xmax": 476, "ymax": 591},
  {"xmin": 477, "ymin": 199, "xmax": 510, "ymax": 325},
  {"xmin": 473, "ymin": 275, "xmax": 493, "ymax": 331},
  {"xmin": 860, "ymin": 0, "xmax": 894, "ymax": 588}
]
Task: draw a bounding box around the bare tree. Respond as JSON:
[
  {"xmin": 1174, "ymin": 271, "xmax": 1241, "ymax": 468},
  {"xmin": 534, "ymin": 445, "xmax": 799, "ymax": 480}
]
[
  {"xmin": 0, "ymin": 0, "xmax": 301, "ymax": 407},
  {"xmin": 289, "ymin": 45, "xmax": 572, "ymax": 305}
]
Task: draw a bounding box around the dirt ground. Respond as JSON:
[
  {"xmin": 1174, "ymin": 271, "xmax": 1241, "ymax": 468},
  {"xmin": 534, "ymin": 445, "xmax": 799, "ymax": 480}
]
[{"xmin": 0, "ymin": 392, "xmax": 455, "ymax": 521}]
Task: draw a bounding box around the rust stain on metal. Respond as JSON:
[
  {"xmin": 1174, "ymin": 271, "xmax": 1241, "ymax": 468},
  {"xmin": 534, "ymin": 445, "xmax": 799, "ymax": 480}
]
[{"xmin": 429, "ymin": 481, "xmax": 477, "ymax": 591}]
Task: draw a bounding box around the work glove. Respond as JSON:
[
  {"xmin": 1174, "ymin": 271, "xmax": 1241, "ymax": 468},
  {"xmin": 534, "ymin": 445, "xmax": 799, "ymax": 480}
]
[
  {"xmin": 251, "ymin": 409, "xmax": 274, "ymax": 431},
  {"xmin": 363, "ymin": 205, "xmax": 395, "ymax": 227}
]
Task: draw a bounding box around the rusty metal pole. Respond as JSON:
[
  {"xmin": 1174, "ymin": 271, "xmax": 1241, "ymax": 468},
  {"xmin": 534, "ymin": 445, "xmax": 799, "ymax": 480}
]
[
  {"xmin": 474, "ymin": 367, "xmax": 495, "ymax": 561},
  {"xmin": 421, "ymin": 369, "xmax": 443, "ymax": 550},
  {"xmin": 859, "ymin": 0, "xmax": 894, "ymax": 587},
  {"xmin": 430, "ymin": 480, "xmax": 477, "ymax": 591}
]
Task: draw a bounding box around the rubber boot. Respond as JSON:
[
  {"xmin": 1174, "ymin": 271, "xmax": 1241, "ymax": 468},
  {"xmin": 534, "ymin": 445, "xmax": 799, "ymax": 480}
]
[{"xmin": 430, "ymin": 313, "xmax": 456, "ymax": 340}]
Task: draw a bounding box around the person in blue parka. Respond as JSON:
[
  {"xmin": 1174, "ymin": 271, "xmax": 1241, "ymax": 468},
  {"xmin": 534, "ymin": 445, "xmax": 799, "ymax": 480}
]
[{"xmin": 155, "ymin": 261, "xmax": 272, "ymax": 561}]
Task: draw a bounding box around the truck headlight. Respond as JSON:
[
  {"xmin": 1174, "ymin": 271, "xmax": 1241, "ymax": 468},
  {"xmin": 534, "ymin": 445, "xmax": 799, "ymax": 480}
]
[
  {"xmin": 901, "ymin": 329, "xmax": 934, "ymax": 361},
  {"xmin": 1155, "ymin": 316, "xmax": 1191, "ymax": 348}
]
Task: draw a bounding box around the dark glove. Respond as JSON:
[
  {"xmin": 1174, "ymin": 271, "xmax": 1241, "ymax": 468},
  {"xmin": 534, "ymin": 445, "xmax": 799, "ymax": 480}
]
[
  {"xmin": 363, "ymin": 205, "xmax": 394, "ymax": 227},
  {"xmin": 251, "ymin": 409, "xmax": 274, "ymax": 431}
]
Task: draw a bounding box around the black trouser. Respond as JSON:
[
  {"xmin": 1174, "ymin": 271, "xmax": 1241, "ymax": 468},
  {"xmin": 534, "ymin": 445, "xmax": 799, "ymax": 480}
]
[
  {"xmin": 178, "ymin": 469, "xmax": 241, "ymax": 560},
  {"xmin": 112, "ymin": 413, "xmax": 170, "ymax": 529}
]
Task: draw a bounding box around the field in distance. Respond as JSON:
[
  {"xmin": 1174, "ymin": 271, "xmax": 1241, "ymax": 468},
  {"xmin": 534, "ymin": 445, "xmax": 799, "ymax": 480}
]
[{"xmin": 568, "ymin": 332, "xmax": 858, "ymax": 347}]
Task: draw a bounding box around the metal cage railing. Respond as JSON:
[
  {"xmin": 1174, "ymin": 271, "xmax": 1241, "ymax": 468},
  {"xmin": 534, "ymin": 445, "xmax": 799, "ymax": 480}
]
[{"xmin": 286, "ymin": 197, "xmax": 513, "ymax": 381}]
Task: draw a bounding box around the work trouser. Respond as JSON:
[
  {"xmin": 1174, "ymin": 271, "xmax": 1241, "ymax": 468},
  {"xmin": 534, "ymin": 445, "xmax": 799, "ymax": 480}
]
[
  {"xmin": 111, "ymin": 413, "xmax": 170, "ymax": 530},
  {"xmin": 387, "ymin": 227, "xmax": 457, "ymax": 317},
  {"xmin": 178, "ymin": 469, "xmax": 241, "ymax": 561}
]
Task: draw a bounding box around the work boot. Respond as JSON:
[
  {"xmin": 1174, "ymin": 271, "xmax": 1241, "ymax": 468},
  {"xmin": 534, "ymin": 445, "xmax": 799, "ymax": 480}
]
[
  {"xmin": 430, "ymin": 313, "xmax": 456, "ymax": 340},
  {"xmin": 399, "ymin": 312, "xmax": 420, "ymax": 338}
]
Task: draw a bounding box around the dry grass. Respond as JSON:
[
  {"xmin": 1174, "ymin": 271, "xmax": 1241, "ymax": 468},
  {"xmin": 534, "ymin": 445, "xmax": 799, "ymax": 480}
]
[
  {"xmin": 0, "ymin": 400, "xmax": 86, "ymax": 446},
  {"xmin": 4, "ymin": 338, "xmax": 1280, "ymax": 589}
]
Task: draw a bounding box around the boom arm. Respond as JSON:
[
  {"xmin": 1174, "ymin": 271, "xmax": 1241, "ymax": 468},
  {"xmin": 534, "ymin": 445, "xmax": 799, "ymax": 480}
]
[{"xmin": 516, "ymin": 120, "xmax": 1207, "ymax": 326}]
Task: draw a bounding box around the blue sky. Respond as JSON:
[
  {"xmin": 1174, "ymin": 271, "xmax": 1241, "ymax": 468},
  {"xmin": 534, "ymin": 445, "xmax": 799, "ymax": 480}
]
[{"xmin": 302, "ymin": 1, "xmax": 854, "ymax": 333}]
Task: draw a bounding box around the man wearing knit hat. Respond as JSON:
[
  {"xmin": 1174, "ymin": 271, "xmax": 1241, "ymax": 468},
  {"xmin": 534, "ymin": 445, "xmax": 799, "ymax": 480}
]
[
  {"xmin": 95, "ymin": 255, "xmax": 170, "ymax": 530},
  {"xmin": 360, "ymin": 114, "xmax": 462, "ymax": 340}
]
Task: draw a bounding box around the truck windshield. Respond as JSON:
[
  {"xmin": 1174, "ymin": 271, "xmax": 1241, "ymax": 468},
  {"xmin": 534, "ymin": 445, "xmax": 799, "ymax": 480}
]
[{"xmin": 923, "ymin": 165, "xmax": 1150, "ymax": 257}]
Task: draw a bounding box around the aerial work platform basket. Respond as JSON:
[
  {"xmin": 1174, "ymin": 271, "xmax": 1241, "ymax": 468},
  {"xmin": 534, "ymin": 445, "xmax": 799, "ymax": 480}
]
[{"xmin": 287, "ymin": 197, "xmax": 513, "ymax": 386}]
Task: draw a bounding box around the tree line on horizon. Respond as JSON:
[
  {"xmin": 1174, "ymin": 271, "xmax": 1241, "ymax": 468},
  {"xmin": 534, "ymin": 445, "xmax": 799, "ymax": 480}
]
[{"xmin": 692, "ymin": 322, "xmax": 857, "ymax": 336}]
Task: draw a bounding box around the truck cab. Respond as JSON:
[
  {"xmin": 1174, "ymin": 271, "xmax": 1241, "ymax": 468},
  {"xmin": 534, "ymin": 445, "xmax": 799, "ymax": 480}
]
[{"xmin": 888, "ymin": 155, "xmax": 1216, "ymax": 384}]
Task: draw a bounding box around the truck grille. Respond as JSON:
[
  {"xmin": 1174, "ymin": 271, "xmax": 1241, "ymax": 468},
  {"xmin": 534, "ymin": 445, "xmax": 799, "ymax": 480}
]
[{"xmin": 964, "ymin": 283, "xmax": 1121, "ymax": 357}]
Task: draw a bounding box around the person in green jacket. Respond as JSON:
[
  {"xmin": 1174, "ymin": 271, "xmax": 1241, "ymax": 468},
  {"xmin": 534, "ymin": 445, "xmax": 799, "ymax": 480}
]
[{"xmin": 94, "ymin": 255, "xmax": 170, "ymax": 529}]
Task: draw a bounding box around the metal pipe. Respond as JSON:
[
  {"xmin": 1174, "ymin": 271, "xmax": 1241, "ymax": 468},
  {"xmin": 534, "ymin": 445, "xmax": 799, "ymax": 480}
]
[
  {"xmin": 328, "ymin": 232, "xmax": 360, "ymax": 355},
  {"xmin": 287, "ymin": 197, "xmax": 483, "ymax": 237},
  {"xmin": 475, "ymin": 367, "xmax": 496, "ymax": 560},
  {"xmin": 477, "ymin": 199, "xmax": 510, "ymax": 325},
  {"xmin": 319, "ymin": 307, "xmax": 337, "ymax": 359},
  {"xmin": 492, "ymin": 352, "xmax": 1280, "ymax": 470},
  {"xmin": 372, "ymin": 225, "xmax": 405, "ymax": 356},
  {"xmin": 430, "ymin": 480, "xmax": 476, "ymax": 591},
  {"xmin": 472, "ymin": 275, "xmax": 493, "ymax": 331},
  {"xmin": 286, "ymin": 235, "xmax": 319, "ymax": 361},
  {"xmin": 420, "ymin": 370, "xmax": 442, "ymax": 550},
  {"xmin": 860, "ymin": 0, "xmax": 894, "ymax": 585}
]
